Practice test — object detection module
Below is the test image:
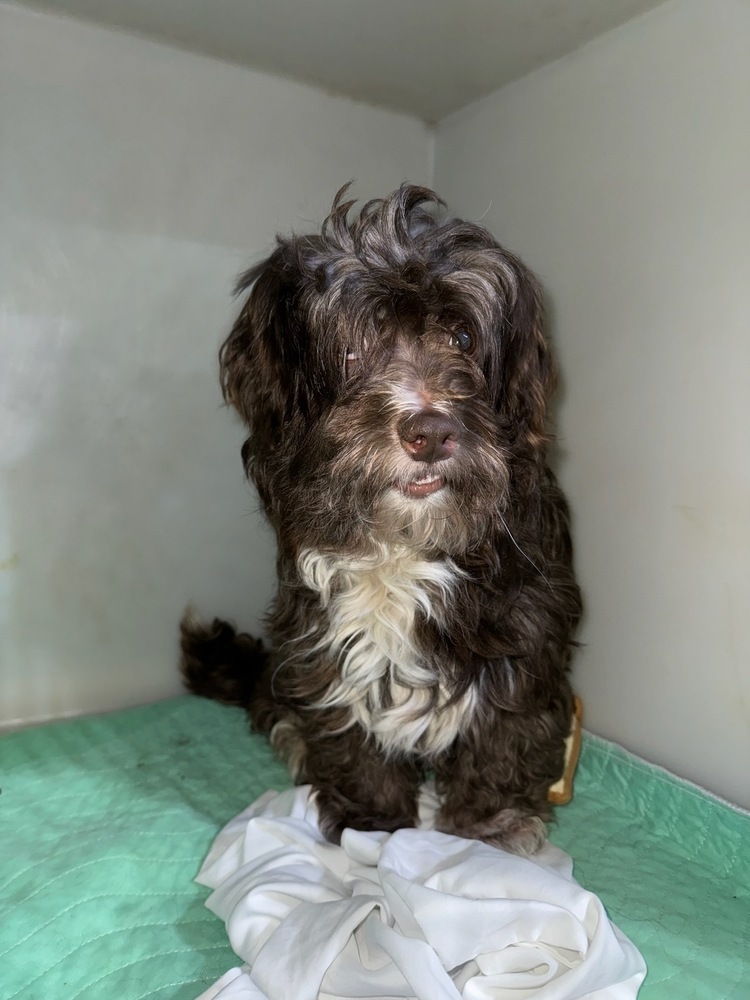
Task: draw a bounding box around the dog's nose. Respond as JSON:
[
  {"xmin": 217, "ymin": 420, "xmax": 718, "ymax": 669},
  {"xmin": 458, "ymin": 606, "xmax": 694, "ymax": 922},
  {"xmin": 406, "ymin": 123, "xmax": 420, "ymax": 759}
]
[{"xmin": 398, "ymin": 410, "xmax": 461, "ymax": 463}]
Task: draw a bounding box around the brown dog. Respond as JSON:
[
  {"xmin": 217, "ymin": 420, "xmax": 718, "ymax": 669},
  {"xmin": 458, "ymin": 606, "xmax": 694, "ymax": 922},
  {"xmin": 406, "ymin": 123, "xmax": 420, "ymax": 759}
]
[{"xmin": 181, "ymin": 184, "xmax": 581, "ymax": 855}]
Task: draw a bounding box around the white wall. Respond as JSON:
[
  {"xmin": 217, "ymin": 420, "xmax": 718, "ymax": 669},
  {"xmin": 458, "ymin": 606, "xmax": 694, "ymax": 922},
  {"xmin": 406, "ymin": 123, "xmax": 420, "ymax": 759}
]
[
  {"xmin": 0, "ymin": 4, "xmax": 432, "ymax": 727},
  {"xmin": 436, "ymin": 0, "xmax": 750, "ymax": 807}
]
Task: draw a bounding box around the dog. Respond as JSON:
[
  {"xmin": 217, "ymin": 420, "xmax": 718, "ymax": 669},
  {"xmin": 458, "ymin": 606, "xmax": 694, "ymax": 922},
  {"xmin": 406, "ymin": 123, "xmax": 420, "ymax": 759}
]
[{"xmin": 181, "ymin": 183, "xmax": 582, "ymax": 855}]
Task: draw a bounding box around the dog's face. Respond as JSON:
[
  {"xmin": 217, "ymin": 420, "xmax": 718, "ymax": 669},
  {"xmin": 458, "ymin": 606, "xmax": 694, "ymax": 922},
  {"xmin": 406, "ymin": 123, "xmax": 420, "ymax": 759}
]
[{"xmin": 220, "ymin": 185, "xmax": 555, "ymax": 553}]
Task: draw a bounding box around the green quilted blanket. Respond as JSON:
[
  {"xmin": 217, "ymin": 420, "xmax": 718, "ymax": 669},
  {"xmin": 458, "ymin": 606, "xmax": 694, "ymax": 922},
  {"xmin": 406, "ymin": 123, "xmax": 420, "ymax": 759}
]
[{"xmin": 1, "ymin": 697, "xmax": 748, "ymax": 998}]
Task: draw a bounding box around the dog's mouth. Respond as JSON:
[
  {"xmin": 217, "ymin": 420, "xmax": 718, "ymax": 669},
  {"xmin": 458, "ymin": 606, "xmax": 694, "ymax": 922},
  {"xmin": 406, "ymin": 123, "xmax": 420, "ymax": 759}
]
[{"xmin": 396, "ymin": 473, "xmax": 445, "ymax": 498}]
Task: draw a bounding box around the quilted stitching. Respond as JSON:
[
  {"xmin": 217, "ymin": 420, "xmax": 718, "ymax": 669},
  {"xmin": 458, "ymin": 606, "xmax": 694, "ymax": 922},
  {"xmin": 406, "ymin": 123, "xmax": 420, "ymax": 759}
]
[
  {"xmin": 553, "ymin": 734, "xmax": 750, "ymax": 997},
  {"xmin": 1, "ymin": 698, "xmax": 748, "ymax": 999}
]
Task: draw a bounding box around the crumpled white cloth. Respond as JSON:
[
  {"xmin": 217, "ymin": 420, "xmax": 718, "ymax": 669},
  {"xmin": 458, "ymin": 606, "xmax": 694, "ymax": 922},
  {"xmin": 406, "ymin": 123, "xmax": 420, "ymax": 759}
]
[{"xmin": 195, "ymin": 785, "xmax": 645, "ymax": 1000}]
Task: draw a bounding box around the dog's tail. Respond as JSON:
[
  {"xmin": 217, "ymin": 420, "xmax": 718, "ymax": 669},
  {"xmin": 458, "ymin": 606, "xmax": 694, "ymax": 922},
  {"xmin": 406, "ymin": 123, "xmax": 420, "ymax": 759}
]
[{"xmin": 179, "ymin": 611, "xmax": 267, "ymax": 708}]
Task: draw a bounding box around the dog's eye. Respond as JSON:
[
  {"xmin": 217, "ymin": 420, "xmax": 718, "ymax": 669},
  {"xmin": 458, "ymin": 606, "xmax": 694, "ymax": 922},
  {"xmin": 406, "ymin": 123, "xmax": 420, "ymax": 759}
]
[
  {"xmin": 448, "ymin": 329, "xmax": 474, "ymax": 352},
  {"xmin": 345, "ymin": 350, "xmax": 361, "ymax": 377},
  {"xmin": 345, "ymin": 339, "xmax": 369, "ymax": 377}
]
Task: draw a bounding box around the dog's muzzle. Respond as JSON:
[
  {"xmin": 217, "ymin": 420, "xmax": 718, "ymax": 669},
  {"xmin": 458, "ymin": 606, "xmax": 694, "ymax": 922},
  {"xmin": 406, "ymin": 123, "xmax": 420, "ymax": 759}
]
[{"xmin": 397, "ymin": 409, "xmax": 461, "ymax": 497}]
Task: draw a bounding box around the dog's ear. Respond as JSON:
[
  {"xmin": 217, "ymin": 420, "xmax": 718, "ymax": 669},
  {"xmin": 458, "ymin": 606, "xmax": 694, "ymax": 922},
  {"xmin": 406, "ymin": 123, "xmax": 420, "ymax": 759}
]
[
  {"xmin": 498, "ymin": 259, "xmax": 557, "ymax": 452},
  {"xmin": 220, "ymin": 242, "xmax": 308, "ymax": 443}
]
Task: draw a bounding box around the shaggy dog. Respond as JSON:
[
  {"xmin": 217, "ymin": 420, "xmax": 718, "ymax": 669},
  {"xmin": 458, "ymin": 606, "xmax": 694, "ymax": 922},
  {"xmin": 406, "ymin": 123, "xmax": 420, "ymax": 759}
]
[{"xmin": 181, "ymin": 184, "xmax": 581, "ymax": 855}]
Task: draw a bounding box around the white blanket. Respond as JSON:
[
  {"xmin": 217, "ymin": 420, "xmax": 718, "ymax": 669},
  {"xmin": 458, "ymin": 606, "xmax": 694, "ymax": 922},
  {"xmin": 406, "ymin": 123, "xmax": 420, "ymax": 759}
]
[{"xmin": 195, "ymin": 785, "xmax": 645, "ymax": 1000}]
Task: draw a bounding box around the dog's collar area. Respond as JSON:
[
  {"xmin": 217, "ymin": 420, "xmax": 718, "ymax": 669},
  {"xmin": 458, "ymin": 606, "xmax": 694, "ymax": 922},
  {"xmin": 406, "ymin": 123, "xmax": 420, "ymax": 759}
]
[{"xmin": 396, "ymin": 475, "xmax": 444, "ymax": 498}]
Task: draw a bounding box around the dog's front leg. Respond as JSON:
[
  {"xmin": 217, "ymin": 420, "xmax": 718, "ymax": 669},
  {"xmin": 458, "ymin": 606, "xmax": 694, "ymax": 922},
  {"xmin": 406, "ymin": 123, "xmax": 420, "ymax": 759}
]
[
  {"xmin": 305, "ymin": 725, "xmax": 423, "ymax": 844},
  {"xmin": 434, "ymin": 706, "xmax": 569, "ymax": 856}
]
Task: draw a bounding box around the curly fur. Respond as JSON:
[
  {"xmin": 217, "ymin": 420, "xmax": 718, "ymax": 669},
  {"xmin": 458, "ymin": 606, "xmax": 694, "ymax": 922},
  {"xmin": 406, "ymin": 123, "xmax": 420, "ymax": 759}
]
[{"xmin": 180, "ymin": 184, "xmax": 582, "ymax": 855}]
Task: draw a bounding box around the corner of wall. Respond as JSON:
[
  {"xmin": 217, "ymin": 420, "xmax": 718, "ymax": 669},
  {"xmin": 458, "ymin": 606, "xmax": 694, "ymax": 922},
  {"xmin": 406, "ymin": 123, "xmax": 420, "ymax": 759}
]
[{"xmin": 425, "ymin": 124, "xmax": 438, "ymax": 190}]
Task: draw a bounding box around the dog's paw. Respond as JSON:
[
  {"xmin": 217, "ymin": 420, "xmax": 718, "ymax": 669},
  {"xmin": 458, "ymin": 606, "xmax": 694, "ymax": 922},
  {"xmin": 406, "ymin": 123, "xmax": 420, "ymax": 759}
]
[
  {"xmin": 482, "ymin": 811, "xmax": 548, "ymax": 856},
  {"xmin": 315, "ymin": 788, "xmax": 415, "ymax": 844},
  {"xmin": 439, "ymin": 808, "xmax": 547, "ymax": 856}
]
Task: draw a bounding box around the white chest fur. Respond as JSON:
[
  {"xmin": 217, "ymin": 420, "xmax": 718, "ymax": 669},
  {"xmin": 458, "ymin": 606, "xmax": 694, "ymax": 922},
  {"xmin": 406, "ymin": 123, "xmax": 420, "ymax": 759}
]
[{"xmin": 297, "ymin": 544, "xmax": 477, "ymax": 755}]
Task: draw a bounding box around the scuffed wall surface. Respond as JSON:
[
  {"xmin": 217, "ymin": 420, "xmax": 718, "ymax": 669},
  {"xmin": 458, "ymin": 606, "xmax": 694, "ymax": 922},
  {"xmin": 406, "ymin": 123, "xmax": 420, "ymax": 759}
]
[{"xmin": 0, "ymin": 5, "xmax": 431, "ymax": 725}]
